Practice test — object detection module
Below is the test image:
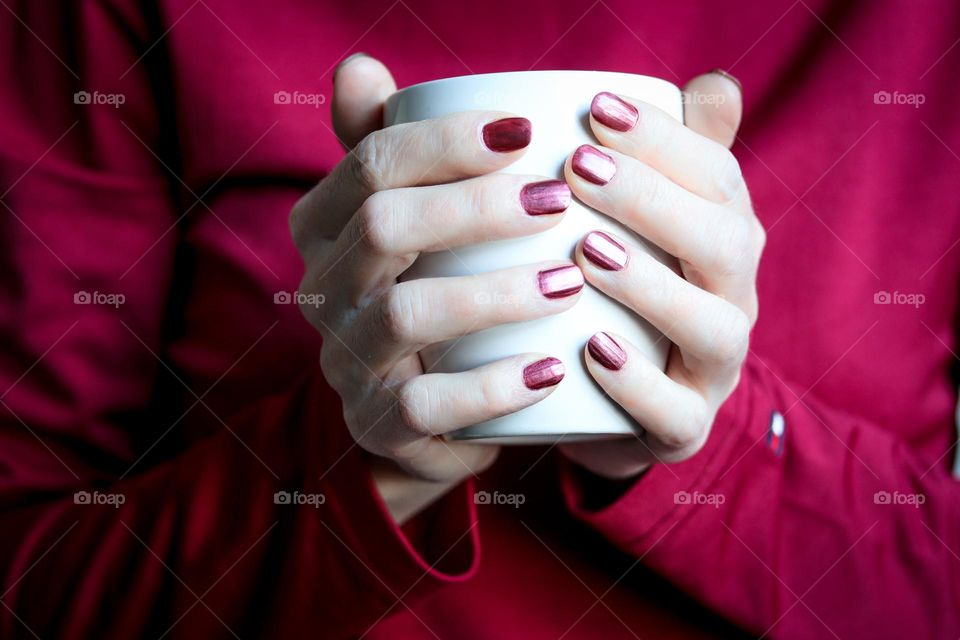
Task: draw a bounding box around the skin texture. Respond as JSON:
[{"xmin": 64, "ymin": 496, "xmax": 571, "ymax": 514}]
[{"xmin": 293, "ymin": 54, "xmax": 757, "ymax": 521}]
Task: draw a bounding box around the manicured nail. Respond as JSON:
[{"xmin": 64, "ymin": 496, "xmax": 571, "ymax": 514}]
[
  {"xmin": 591, "ymin": 92, "xmax": 639, "ymax": 132},
  {"xmin": 537, "ymin": 265, "xmax": 584, "ymax": 299},
  {"xmin": 588, "ymin": 332, "xmax": 626, "ymax": 371},
  {"xmin": 333, "ymin": 52, "xmax": 368, "ymax": 80},
  {"xmin": 523, "ymin": 357, "xmax": 565, "ymax": 390},
  {"xmin": 583, "ymin": 231, "xmax": 627, "ymax": 271},
  {"xmin": 710, "ymin": 68, "xmax": 742, "ymax": 93},
  {"xmin": 520, "ymin": 180, "xmax": 571, "ymax": 215},
  {"xmin": 482, "ymin": 117, "xmax": 532, "ymax": 152},
  {"xmin": 572, "ymin": 145, "xmax": 615, "ymax": 185}
]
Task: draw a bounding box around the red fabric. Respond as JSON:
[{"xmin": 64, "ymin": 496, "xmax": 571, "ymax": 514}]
[{"xmin": 1, "ymin": 1, "xmax": 958, "ymax": 638}]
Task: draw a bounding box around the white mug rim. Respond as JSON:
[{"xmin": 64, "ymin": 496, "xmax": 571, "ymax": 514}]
[{"xmin": 386, "ymin": 70, "xmax": 680, "ymax": 107}]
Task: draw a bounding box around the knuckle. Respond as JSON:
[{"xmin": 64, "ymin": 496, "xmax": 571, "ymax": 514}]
[
  {"xmin": 477, "ymin": 371, "xmax": 511, "ymax": 415},
  {"xmin": 354, "ymin": 192, "xmax": 394, "ymax": 255},
  {"xmin": 463, "ymin": 178, "xmax": 489, "ymax": 222},
  {"xmin": 662, "ymin": 401, "xmax": 710, "ymax": 453},
  {"xmin": 351, "ymin": 131, "xmax": 389, "ymax": 192},
  {"xmin": 319, "ymin": 344, "xmax": 340, "ymax": 380},
  {"xmin": 683, "ymin": 402, "xmax": 712, "ymax": 452},
  {"xmin": 638, "ymin": 259, "xmax": 688, "ymax": 317},
  {"xmin": 396, "ymin": 381, "xmax": 432, "ymax": 438},
  {"xmin": 378, "ymin": 284, "xmax": 419, "ymax": 344},
  {"xmin": 711, "ymin": 307, "xmax": 751, "ymax": 368},
  {"xmin": 713, "ymin": 148, "xmax": 744, "ymax": 202}
]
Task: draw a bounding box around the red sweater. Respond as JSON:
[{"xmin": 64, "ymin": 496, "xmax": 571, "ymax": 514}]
[{"xmin": 1, "ymin": 1, "xmax": 958, "ymax": 638}]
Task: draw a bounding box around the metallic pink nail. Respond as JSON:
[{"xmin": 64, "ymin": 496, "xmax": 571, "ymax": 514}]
[
  {"xmin": 520, "ymin": 180, "xmax": 571, "ymax": 215},
  {"xmin": 583, "ymin": 231, "xmax": 627, "ymax": 271},
  {"xmin": 482, "ymin": 117, "xmax": 532, "ymax": 152},
  {"xmin": 571, "ymin": 145, "xmax": 616, "ymax": 185},
  {"xmin": 523, "ymin": 357, "xmax": 564, "ymax": 389},
  {"xmin": 537, "ymin": 265, "xmax": 583, "ymax": 299},
  {"xmin": 591, "ymin": 92, "xmax": 639, "ymax": 132},
  {"xmin": 588, "ymin": 332, "xmax": 626, "ymax": 370}
]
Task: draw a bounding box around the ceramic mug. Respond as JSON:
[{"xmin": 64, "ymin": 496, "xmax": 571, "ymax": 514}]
[{"xmin": 384, "ymin": 71, "xmax": 682, "ymax": 443}]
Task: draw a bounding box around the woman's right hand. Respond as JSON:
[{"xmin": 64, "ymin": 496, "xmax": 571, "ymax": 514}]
[{"xmin": 289, "ymin": 55, "xmax": 583, "ymax": 523}]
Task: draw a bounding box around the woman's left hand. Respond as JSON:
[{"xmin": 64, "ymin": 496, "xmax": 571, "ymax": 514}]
[{"xmin": 560, "ymin": 71, "xmax": 765, "ymax": 480}]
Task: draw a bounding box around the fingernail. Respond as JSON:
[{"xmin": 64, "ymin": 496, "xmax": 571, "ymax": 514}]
[
  {"xmin": 591, "ymin": 92, "xmax": 639, "ymax": 132},
  {"xmin": 523, "ymin": 357, "xmax": 565, "ymax": 389},
  {"xmin": 572, "ymin": 145, "xmax": 616, "ymax": 185},
  {"xmin": 520, "ymin": 180, "xmax": 571, "ymax": 215},
  {"xmin": 333, "ymin": 52, "xmax": 369, "ymax": 80},
  {"xmin": 588, "ymin": 332, "xmax": 626, "ymax": 371},
  {"xmin": 537, "ymin": 265, "xmax": 584, "ymax": 299},
  {"xmin": 482, "ymin": 117, "xmax": 532, "ymax": 152},
  {"xmin": 710, "ymin": 68, "xmax": 742, "ymax": 93},
  {"xmin": 583, "ymin": 231, "xmax": 627, "ymax": 271}
]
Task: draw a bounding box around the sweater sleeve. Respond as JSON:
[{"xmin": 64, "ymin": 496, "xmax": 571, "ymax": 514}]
[
  {"xmin": 561, "ymin": 353, "xmax": 960, "ymax": 639},
  {"xmin": 0, "ymin": 3, "xmax": 477, "ymax": 638}
]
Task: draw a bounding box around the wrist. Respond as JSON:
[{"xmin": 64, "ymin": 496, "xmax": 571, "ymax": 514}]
[{"xmin": 368, "ymin": 454, "xmax": 461, "ymax": 525}]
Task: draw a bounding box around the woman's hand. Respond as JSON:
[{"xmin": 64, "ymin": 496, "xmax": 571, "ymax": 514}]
[
  {"xmin": 560, "ymin": 72, "xmax": 764, "ymax": 480},
  {"xmin": 291, "ymin": 56, "xmax": 582, "ymax": 523}
]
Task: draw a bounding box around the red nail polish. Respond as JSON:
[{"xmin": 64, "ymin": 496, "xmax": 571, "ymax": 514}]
[
  {"xmin": 591, "ymin": 92, "xmax": 639, "ymax": 132},
  {"xmin": 537, "ymin": 265, "xmax": 583, "ymax": 299},
  {"xmin": 482, "ymin": 117, "xmax": 532, "ymax": 152},
  {"xmin": 520, "ymin": 180, "xmax": 571, "ymax": 215},
  {"xmin": 588, "ymin": 332, "xmax": 626, "ymax": 370},
  {"xmin": 583, "ymin": 231, "xmax": 627, "ymax": 271},
  {"xmin": 523, "ymin": 357, "xmax": 565, "ymax": 389},
  {"xmin": 571, "ymin": 145, "xmax": 616, "ymax": 185}
]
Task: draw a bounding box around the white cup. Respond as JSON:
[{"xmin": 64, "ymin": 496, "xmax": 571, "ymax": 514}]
[{"xmin": 384, "ymin": 71, "xmax": 682, "ymax": 444}]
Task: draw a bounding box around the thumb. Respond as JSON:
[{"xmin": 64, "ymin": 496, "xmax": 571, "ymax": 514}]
[
  {"xmin": 331, "ymin": 53, "xmax": 397, "ymax": 150},
  {"xmin": 682, "ymin": 70, "xmax": 743, "ymax": 149}
]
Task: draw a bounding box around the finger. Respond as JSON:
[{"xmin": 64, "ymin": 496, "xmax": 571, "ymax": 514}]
[
  {"xmin": 316, "ymin": 175, "xmax": 571, "ymax": 299},
  {"xmin": 564, "ymin": 144, "xmax": 762, "ymax": 302},
  {"xmin": 332, "ymin": 53, "xmax": 397, "ymax": 150},
  {"xmin": 361, "ymin": 353, "xmax": 565, "ymax": 482},
  {"xmin": 576, "ymin": 230, "xmax": 750, "ymax": 373},
  {"xmin": 384, "ymin": 354, "xmax": 565, "ymax": 445},
  {"xmin": 587, "ymin": 90, "xmax": 745, "ymax": 204},
  {"xmin": 583, "ymin": 331, "xmax": 709, "ymax": 461},
  {"xmin": 682, "ymin": 70, "xmax": 743, "ymax": 149},
  {"xmin": 291, "ymin": 111, "xmax": 533, "ymax": 245},
  {"xmin": 339, "ymin": 262, "xmax": 584, "ymax": 371}
]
